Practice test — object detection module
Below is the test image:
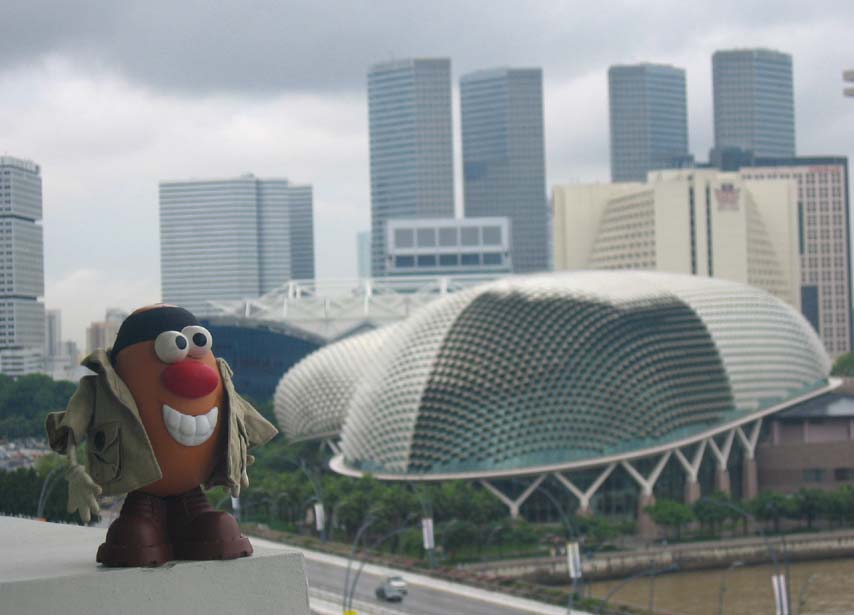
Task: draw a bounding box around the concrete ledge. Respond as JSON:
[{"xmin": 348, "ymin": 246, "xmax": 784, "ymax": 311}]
[{"xmin": 1, "ymin": 517, "xmax": 310, "ymax": 615}]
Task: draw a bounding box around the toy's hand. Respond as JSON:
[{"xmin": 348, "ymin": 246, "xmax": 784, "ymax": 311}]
[{"xmin": 67, "ymin": 464, "xmax": 102, "ymax": 524}]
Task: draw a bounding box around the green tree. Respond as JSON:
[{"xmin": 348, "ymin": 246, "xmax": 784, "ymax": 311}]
[
  {"xmin": 644, "ymin": 498, "xmax": 695, "ymax": 540},
  {"xmin": 748, "ymin": 491, "xmax": 794, "ymax": 533},
  {"xmin": 693, "ymin": 491, "xmax": 733, "ymax": 536},
  {"xmin": 831, "ymin": 352, "xmax": 854, "ymax": 377},
  {"xmin": 792, "ymin": 488, "xmax": 826, "ymax": 530}
]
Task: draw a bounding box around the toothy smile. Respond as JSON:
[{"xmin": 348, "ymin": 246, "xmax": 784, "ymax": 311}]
[{"xmin": 161, "ymin": 404, "xmax": 218, "ymax": 447}]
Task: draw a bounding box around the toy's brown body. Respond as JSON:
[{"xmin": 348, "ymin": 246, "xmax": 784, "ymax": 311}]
[{"xmin": 115, "ymin": 343, "xmax": 225, "ymax": 496}]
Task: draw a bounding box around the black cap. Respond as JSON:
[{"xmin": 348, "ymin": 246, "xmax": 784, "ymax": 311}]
[{"xmin": 110, "ymin": 306, "xmax": 200, "ymax": 362}]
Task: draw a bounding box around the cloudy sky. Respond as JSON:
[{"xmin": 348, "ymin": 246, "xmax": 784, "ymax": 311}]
[{"xmin": 2, "ymin": 0, "xmax": 853, "ymax": 346}]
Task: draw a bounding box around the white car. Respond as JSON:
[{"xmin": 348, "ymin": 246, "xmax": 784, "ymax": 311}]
[{"xmin": 375, "ymin": 576, "xmax": 408, "ymax": 602}]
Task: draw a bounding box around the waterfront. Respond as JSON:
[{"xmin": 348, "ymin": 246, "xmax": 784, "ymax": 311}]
[{"xmin": 588, "ymin": 556, "xmax": 854, "ymax": 614}]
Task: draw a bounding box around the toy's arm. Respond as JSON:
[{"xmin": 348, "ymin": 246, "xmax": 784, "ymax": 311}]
[
  {"xmin": 45, "ymin": 376, "xmax": 102, "ymax": 523},
  {"xmin": 64, "ymin": 437, "xmax": 102, "ymax": 524}
]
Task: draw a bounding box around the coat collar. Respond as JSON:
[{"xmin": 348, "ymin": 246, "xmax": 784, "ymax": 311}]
[{"xmin": 82, "ymin": 349, "xmax": 144, "ymax": 422}]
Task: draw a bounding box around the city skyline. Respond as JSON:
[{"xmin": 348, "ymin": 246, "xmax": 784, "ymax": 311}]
[{"xmin": 1, "ymin": 2, "xmax": 852, "ymax": 345}]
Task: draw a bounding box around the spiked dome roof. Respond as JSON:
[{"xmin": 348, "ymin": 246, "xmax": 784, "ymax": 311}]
[{"xmin": 277, "ymin": 271, "xmax": 832, "ymax": 479}]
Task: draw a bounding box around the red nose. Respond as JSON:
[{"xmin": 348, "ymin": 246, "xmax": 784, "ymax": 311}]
[{"xmin": 161, "ymin": 360, "xmax": 219, "ymax": 399}]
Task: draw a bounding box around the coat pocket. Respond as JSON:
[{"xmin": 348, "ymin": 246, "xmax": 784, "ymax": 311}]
[{"xmin": 87, "ymin": 421, "xmax": 122, "ymax": 484}]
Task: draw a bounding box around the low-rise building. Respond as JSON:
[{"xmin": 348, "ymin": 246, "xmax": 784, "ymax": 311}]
[{"xmin": 385, "ymin": 217, "xmax": 512, "ymax": 276}]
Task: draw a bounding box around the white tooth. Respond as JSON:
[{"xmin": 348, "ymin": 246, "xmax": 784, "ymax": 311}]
[
  {"xmin": 161, "ymin": 404, "xmax": 218, "ymax": 447},
  {"xmin": 195, "ymin": 413, "xmax": 211, "ymax": 435},
  {"xmin": 180, "ymin": 414, "xmax": 195, "ymax": 436},
  {"xmin": 167, "ymin": 406, "xmax": 181, "ymax": 430}
]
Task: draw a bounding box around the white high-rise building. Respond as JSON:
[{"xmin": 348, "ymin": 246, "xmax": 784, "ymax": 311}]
[
  {"xmin": 739, "ymin": 158, "xmax": 851, "ymax": 356},
  {"xmin": 0, "ymin": 157, "xmax": 45, "ymax": 376},
  {"xmin": 159, "ymin": 174, "xmax": 315, "ymax": 313},
  {"xmin": 553, "ymin": 169, "xmax": 801, "ymax": 310}
]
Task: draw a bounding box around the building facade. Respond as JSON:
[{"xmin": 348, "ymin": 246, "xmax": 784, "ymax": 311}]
[
  {"xmin": 356, "ymin": 231, "xmax": 371, "ymax": 278},
  {"xmin": 712, "ymin": 48, "xmax": 795, "ymax": 160},
  {"xmin": 461, "ymin": 68, "xmax": 549, "ymax": 273},
  {"xmin": 757, "ymin": 384, "xmax": 854, "ymax": 493},
  {"xmin": 739, "ymin": 158, "xmax": 851, "ymax": 356},
  {"xmin": 608, "ymin": 64, "xmax": 690, "ymax": 183},
  {"xmin": 0, "ymin": 157, "xmax": 45, "ymax": 376},
  {"xmin": 553, "ymin": 169, "xmax": 801, "ymax": 310},
  {"xmin": 367, "ymin": 58, "xmax": 455, "ymax": 277},
  {"xmin": 385, "ymin": 217, "xmax": 512, "ymax": 276},
  {"xmin": 86, "ymin": 308, "xmax": 127, "ymax": 353},
  {"xmin": 160, "ymin": 174, "xmax": 315, "ymax": 314}
]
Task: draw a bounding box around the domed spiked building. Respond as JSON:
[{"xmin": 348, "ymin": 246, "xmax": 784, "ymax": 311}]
[{"xmin": 276, "ymin": 271, "xmax": 834, "ymax": 526}]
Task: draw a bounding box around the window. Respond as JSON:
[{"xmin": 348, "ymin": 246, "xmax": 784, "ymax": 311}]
[
  {"xmin": 438, "ymin": 227, "xmax": 457, "ymax": 247},
  {"xmin": 416, "ymin": 254, "xmax": 436, "ymax": 267},
  {"xmin": 416, "ymin": 228, "xmax": 436, "ymax": 247},
  {"xmin": 394, "ymin": 255, "xmax": 414, "ymax": 268},
  {"xmin": 438, "ymin": 254, "xmax": 458, "ymax": 267},
  {"xmin": 803, "ymin": 468, "xmax": 825, "ymax": 483},
  {"xmin": 461, "ymin": 227, "xmax": 479, "ymax": 246},
  {"xmin": 461, "ymin": 253, "xmax": 479, "ymax": 266},
  {"xmin": 483, "ymin": 253, "xmax": 503, "ymax": 266},
  {"xmin": 482, "ymin": 226, "xmax": 502, "ymax": 245},
  {"xmin": 394, "ymin": 229, "xmax": 414, "ymax": 248},
  {"xmin": 834, "ymin": 468, "xmax": 854, "ymax": 482}
]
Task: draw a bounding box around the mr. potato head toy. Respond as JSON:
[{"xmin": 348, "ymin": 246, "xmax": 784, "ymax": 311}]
[{"xmin": 45, "ymin": 305, "xmax": 278, "ymax": 567}]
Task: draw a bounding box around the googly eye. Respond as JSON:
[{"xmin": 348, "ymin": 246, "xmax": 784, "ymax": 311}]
[
  {"xmin": 182, "ymin": 325, "xmax": 213, "ymax": 358},
  {"xmin": 154, "ymin": 330, "xmax": 189, "ymax": 364}
]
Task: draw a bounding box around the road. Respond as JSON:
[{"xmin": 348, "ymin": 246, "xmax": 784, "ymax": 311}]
[{"xmin": 251, "ymin": 538, "xmax": 585, "ymax": 615}]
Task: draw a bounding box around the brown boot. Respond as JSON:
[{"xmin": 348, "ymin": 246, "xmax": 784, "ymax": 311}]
[
  {"xmin": 169, "ymin": 486, "xmax": 253, "ymax": 560},
  {"xmin": 96, "ymin": 491, "xmax": 173, "ymax": 567}
]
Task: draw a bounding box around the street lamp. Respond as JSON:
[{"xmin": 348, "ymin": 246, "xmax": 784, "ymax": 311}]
[
  {"xmin": 596, "ymin": 563, "xmax": 679, "ymax": 615},
  {"xmin": 699, "ymin": 497, "xmax": 790, "ymax": 615},
  {"xmin": 36, "ymin": 466, "xmax": 64, "ymax": 520},
  {"xmin": 535, "ymin": 485, "xmax": 583, "ymax": 614},
  {"xmin": 717, "ymin": 560, "xmax": 743, "ymax": 615},
  {"xmin": 345, "ymin": 519, "xmax": 419, "ymax": 611}
]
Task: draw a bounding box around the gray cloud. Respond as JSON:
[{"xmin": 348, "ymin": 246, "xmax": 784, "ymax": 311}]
[{"xmin": 4, "ymin": 0, "xmax": 850, "ymax": 95}]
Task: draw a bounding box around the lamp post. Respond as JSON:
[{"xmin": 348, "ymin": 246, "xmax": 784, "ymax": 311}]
[
  {"xmin": 281, "ymin": 457, "xmax": 327, "ymax": 542},
  {"xmin": 699, "ymin": 497, "xmax": 789, "ymax": 615},
  {"xmin": 341, "ymin": 515, "xmax": 376, "ymax": 615},
  {"xmin": 36, "ymin": 466, "xmax": 64, "ymax": 520},
  {"xmin": 717, "ymin": 560, "xmax": 743, "ymax": 615},
  {"xmin": 536, "ymin": 485, "xmax": 582, "ymax": 614},
  {"xmin": 596, "ymin": 564, "xmax": 679, "ymax": 615},
  {"xmin": 345, "ymin": 519, "xmax": 419, "ymax": 611}
]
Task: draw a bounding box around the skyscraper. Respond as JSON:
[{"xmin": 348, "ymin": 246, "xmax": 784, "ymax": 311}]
[
  {"xmin": 712, "ymin": 49, "xmax": 795, "ymax": 160},
  {"xmin": 160, "ymin": 174, "xmax": 314, "ymax": 313},
  {"xmin": 608, "ymin": 63, "xmax": 690, "ymax": 182},
  {"xmin": 367, "ymin": 58, "xmax": 455, "ymax": 276},
  {"xmin": 0, "ymin": 157, "xmax": 45, "ymax": 376},
  {"xmin": 461, "ymin": 68, "xmax": 548, "ymax": 273}
]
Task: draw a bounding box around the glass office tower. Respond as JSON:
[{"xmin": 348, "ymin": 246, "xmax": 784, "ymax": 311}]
[
  {"xmin": 367, "ymin": 58, "xmax": 455, "ymax": 276},
  {"xmin": 712, "ymin": 48, "xmax": 795, "ymax": 159},
  {"xmin": 608, "ymin": 63, "xmax": 690, "ymax": 182},
  {"xmin": 461, "ymin": 68, "xmax": 548, "ymax": 273}
]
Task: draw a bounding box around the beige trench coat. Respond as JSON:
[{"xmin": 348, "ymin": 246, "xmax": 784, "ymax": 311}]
[{"xmin": 45, "ymin": 350, "xmax": 278, "ymax": 497}]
